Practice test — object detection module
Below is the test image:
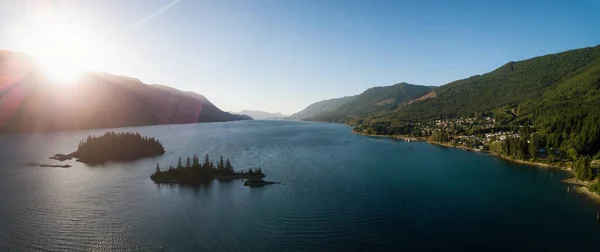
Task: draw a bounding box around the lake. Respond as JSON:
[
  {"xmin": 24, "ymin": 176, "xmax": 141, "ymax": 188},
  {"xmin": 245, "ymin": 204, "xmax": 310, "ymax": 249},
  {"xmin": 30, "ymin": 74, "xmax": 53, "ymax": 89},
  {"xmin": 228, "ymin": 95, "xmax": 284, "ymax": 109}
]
[{"xmin": 0, "ymin": 120, "xmax": 599, "ymax": 251}]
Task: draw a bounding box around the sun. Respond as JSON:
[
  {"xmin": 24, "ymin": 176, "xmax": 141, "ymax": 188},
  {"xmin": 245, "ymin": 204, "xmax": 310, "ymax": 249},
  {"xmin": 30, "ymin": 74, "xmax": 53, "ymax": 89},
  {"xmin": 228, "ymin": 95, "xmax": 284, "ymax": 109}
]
[
  {"xmin": 14, "ymin": 2, "xmax": 113, "ymax": 86},
  {"xmin": 32, "ymin": 46, "xmax": 84, "ymax": 84},
  {"xmin": 27, "ymin": 26, "xmax": 92, "ymax": 85}
]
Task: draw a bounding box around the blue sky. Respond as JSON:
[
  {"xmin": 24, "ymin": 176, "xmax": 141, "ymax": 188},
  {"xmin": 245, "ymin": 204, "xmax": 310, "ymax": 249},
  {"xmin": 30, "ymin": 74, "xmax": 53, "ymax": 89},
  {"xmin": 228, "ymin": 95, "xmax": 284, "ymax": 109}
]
[{"xmin": 1, "ymin": 0, "xmax": 599, "ymax": 114}]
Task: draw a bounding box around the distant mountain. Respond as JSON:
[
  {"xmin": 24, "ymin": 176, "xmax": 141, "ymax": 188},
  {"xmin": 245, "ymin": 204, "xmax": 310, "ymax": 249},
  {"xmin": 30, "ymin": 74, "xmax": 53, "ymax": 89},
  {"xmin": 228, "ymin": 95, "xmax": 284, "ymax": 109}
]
[
  {"xmin": 289, "ymin": 83, "xmax": 432, "ymax": 123},
  {"xmin": 0, "ymin": 51, "xmax": 251, "ymax": 133},
  {"xmin": 287, "ymin": 96, "xmax": 357, "ymax": 120},
  {"xmin": 238, "ymin": 110, "xmax": 287, "ymax": 120}
]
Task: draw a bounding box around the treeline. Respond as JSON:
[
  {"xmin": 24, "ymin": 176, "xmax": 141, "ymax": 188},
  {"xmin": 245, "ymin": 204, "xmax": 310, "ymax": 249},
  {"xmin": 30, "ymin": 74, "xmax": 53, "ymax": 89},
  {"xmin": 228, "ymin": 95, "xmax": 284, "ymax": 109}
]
[
  {"xmin": 151, "ymin": 154, "xmax": 263, "ymax": 184},
  {"xmin": 74, "ymin": 132, "xmax": 165, "ymax": 162},
  {"xmin": 354, "ymin": 122, "xmax": 425, "ymax": 136}
]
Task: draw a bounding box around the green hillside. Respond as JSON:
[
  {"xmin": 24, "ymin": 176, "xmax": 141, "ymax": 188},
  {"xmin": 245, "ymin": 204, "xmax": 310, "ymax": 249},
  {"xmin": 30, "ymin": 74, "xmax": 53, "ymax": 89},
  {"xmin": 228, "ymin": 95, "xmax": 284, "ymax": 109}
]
[
  {"xmin": 372, "ymin": 45, "xmax": 600, "ymax": 122},
  {"xmin": 287, "ymin": 96, "xmax": 356, "ymax": 120},
  {"xmin": 361, "ymin": 45, "xmax": 600, "ymax": 157},
  {"xmin": 295, "ymin": 83, "xmax": 432, "ymax": 123}
]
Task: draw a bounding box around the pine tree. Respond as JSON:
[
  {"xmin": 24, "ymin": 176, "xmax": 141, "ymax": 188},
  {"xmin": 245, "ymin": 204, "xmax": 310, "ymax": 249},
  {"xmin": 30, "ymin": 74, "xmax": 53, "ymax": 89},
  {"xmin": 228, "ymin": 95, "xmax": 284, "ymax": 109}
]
[
  {"xmin": 529, "ymin": 136, "xmax": 538, "ymax": 161},
  {"xmin": 583, "ymin": 156, "xmax": 593, "ymax": 181},
  {"xmin": 203, "ymin": 154, "xmax": 210, "ymax": 169},
  {"xmin": 156, "ymin": 163, "xmax": 161, "ymax": 173},
  {"xmin": 225, "ymin": 159, "xmax": 233, "ymax": 171},
  {"xmin": 177, "ymin": 156, "xmax": 183, "ymax": 169},
  {"xmin": 218, "ymin": 156, "xmax": 225, "ymax": 170},
  {"xmin": 186, "ymin": 157, "xmax": 192, "ymax": 169},
  {"xmin": 192, "ymin": 155, "xmax": 200, "ymax": 168}
]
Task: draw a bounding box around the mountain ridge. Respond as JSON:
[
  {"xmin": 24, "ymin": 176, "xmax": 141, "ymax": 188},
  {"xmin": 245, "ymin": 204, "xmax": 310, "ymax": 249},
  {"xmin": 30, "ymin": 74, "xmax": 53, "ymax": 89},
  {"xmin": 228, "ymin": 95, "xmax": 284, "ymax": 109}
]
[
  {"xmin": 237, "ymin": 110, "xmax": 287, "ymax": 120},
  {"xmin": 0, "ymin": 51, "xmax": 251, "ymax": 133},
  {"xmin": 289, "ymin": 82, "xmax": 432, "ymax": 122}
]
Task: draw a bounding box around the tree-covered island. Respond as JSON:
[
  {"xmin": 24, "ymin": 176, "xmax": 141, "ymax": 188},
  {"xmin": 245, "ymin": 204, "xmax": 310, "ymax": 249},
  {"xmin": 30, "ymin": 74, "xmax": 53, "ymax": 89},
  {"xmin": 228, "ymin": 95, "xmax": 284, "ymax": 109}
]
[
  {"xmin": 150, "ymin": 154, "xmax": 278, "ymax": 187},
  {"xmin": 50, "ymin": 132, "xmax": 165, "ymax": 164}
]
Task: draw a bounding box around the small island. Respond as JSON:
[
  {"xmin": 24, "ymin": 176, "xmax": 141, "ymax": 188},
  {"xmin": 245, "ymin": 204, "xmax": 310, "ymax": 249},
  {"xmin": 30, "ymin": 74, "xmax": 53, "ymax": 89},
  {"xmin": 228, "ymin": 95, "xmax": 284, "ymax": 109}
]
[
  {"xmin": 150, "ymin": 154, "xmax": 278, "ymax": 187},
  {"xmin": 51, "ymin": 132, "xmax": 165, "ymax": 164},
  {"xmin": 25, "ymin": 163, "xmax": 71, "ymax": 168}
]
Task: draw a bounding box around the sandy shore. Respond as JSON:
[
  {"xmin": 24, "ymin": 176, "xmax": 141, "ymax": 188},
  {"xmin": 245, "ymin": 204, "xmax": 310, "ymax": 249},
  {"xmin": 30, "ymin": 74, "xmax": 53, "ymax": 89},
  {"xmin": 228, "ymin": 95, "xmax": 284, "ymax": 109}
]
[
  {"xmin": 429, "ymin": 141, "xmax": 483, "ymax": 152},
  {"xmin": 573, "ymin": 186, "xmax": 600, "ymax": 204}
]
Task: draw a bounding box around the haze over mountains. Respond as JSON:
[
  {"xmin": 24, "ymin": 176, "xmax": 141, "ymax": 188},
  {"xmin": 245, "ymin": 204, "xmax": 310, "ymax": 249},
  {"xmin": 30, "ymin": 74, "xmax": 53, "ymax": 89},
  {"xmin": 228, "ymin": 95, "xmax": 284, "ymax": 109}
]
[
  {"xmin": 288, "ymin": 83, "xmax": 432, "ymax": 122},
  {"xmin": 237, "ymin": 110, "xmax": 287, "ymax": 120},
  {"xmin": 0, "ymin": 51, "xmax": 251, "ymax": 133},
  {"xmin": 287, "ymin": 96, "xmax": 356, "ymax": 120}
]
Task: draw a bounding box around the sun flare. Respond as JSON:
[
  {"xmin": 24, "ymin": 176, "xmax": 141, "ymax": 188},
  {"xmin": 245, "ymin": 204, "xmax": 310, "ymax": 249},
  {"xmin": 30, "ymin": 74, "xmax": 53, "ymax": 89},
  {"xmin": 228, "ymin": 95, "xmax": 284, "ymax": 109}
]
[
  {"xmin": 32, "ymin": 48, "xmax": 84, "ymax": 84},
  {"xmin": 26, "ymin": 25, "xmax": 95, "ymax": 85}
]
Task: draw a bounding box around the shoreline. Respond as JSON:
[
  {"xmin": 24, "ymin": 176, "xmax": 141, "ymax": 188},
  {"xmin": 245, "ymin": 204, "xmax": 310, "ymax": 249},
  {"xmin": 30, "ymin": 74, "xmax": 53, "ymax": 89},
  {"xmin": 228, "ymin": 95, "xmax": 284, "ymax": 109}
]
[
  {"xmin": 352, "ymin": 131, "xmax": 426, "ymax": 142},
  {"xmin": 352, "ymin": 130, "xmax": 600, "ymax": 202},
  {"xmin": 429, "ymin": 140, "xmax": 600, "ymax": 202}
]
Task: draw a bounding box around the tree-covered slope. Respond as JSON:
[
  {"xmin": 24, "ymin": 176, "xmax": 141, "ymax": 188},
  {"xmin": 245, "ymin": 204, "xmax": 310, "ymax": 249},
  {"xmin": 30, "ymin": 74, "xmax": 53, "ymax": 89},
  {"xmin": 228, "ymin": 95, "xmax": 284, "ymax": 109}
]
[
  {"xmin": 359, "ymin": 45, "xmax": 600, "ymax": 157},
  {"xmin": 290, "ymin": 83, "xmax": 431, "ymax": 123},
  {"xmin": 518, "ymin": 55, "xmax": 600, "ymax": 157},
  {"xmin": 371, "ymin": 45, "xmax": 600, "ymax": 123},
  {"xmin": 287, "ymin": 96, "xmax": 356, "ymax": 120},
  {"xmin": 316, "ymin": 83, "xmax": 432, "ymax": 121}
]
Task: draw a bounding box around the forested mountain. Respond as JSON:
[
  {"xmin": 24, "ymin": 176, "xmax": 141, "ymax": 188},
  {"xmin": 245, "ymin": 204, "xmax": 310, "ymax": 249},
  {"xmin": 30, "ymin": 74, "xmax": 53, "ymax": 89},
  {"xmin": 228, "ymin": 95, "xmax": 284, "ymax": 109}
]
[
  {"xmin": 288, "ymin": 83, "xmax": 431, "ymax": 122},
  {"xmin": 360, "ymin": 45, "xmax": 600, "ymax": 157},
  {"xmin": 287, "ymin": 96, "xmax": 356, "ymax": 120},
  {"xmin": 238, "ymin": 110, "xmax": 287, "ymax": 120},
  {"xmin": 371, "ymin": 45, "xmax": 600, "ymax": 123},
  {"xmin": 311, "ymin": 83, "xmax": 432, "ymax": 122},
  {"xmin": 0, "ymin": 51, "xmax": 251, "ymax": 133}
]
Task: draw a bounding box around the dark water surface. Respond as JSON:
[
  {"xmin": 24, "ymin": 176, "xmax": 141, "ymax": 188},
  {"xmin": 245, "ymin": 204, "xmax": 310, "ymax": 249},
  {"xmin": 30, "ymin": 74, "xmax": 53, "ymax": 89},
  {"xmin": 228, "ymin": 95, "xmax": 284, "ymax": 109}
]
[{"xmin": 0, "ymin": 120, "xmax": 599, "ymax": 251}]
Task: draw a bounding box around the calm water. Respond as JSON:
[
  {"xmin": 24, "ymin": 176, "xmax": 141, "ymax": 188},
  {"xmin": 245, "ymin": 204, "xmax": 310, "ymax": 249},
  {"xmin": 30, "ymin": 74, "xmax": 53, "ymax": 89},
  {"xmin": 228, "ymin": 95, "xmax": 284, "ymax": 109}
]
[{"xmin": 0, "ymin": 120, "xmax": 599, "ymax": 251}]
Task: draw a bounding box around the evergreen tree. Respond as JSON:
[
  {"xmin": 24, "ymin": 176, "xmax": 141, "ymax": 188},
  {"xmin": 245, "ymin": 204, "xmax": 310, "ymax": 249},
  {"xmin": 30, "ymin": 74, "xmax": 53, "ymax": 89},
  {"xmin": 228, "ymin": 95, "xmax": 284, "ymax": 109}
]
[
  {"xmin": 186, "ymin": 157, "xmax": 192, "ymax": 169},
  {"xmin": 574, "ymin": 156, "xmax": 593, "ymax": 181},
  {"xmin": 203, "ymin": 154, "xmax": 210, "ymax": 169},
  {"xmin": 192, "ymin": 155, "xmax": 200, "ymax": 169},
  {"xmin": 177, "ymin": 156, "xmax": 183, "ymax": 169},
  {"xmin": 156, "ymin": 163, "xmax": 161, "ymax": 173},
  {"xmin": 225, "ymin": 159, "xmax": 233, "ymax": 171},
  {"xmin": 529, "ymin": 135, "xmax": 538, "ymax": 161},
  {"xmin": 218, "ymin": 156, "xmax": 225, "ymax": 170},
  {"xmin": 583, "ymin": 156, "xmax": 593, "ymax": 181}
]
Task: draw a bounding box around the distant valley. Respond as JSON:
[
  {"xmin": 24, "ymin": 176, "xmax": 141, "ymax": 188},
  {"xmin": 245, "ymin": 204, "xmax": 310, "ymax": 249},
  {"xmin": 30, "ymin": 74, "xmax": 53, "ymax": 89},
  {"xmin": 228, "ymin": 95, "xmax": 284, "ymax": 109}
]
[{"xmin": 237, "ymin": 110, "xmax": 287, "ymax": 120}]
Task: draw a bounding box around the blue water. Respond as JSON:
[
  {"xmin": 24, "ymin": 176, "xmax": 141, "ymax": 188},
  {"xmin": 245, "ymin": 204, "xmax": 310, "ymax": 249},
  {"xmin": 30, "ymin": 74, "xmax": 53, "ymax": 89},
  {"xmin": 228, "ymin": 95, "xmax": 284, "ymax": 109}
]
[{"xmin": 0, "ymin": 120, "xmax": 598, "ymax": 251}]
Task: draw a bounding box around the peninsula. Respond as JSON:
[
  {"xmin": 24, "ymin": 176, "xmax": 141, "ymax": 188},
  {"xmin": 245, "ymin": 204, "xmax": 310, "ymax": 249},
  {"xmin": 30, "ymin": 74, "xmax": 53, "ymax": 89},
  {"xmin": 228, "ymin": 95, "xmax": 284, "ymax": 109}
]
[
  {"xmin": 51, "ymin": 132, "xmax": 165, "ymax": 164},
  {"xmin": 150, "ymin": 154, "xmax": 278, "ymax": 187}
]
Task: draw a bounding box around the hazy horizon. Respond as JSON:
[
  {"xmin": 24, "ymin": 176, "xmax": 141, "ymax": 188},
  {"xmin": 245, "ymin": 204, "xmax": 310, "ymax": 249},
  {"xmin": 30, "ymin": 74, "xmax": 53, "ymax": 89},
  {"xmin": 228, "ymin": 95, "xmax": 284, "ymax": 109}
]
[{"xmin": 1, "ymin": 0, "xmax": 599, "ymax": 114}]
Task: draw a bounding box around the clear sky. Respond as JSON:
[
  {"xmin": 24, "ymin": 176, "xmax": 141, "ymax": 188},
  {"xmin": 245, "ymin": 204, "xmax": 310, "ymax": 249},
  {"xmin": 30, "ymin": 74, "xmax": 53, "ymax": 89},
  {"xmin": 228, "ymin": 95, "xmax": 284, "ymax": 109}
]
[{"xmin": 1, "ymin": 0, "xmax": 599, "ymax": 114}]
